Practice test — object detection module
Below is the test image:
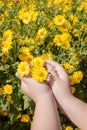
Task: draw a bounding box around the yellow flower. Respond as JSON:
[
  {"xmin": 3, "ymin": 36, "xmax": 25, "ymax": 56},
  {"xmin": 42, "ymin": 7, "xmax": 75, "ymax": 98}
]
[
  {"xmin": 41, "ymin": 53, "xmax": 53, "ymax": 60},
  {"xmin": 3, "ymin": 84, "xmax": 13, "ymax": 94},
  {"xmin": 18, "ymin": 47, "xmax": 34, "ymax": 62},
  {"xmin": 73, "ymin": 29, "xmax": 79, "ymax": 37},
  {"xmin": 36, "ymin": 27, "xmax": 47, "ymax": 39},
  {"xmin": 53, "ymin": 34, "xmax": 62, "ymax": 46},
  {"xmin": 73, "ymin": 71, "xmax": 83, "ymax": 83},
  {"xmin": 65, "ymin": 126, "xmax": 73, "ymax": 130},
  {"xmin": 6, "ymin": 95, "xmax": 14, "ymax": 104},
  {"xmin": 3, "ymin": 30, "xmax": 13, "ymax": 40},
  {"xmin": 2, "ymin": 40, "xmax": 12, "ymax": 54},
  {"xmin": 18, "ymin": 7, "xmax": 38, "ymax": 24},
  {"xmin": 69, "ymin": 71, "xmax": 83, "ymax": 85},
  {"xmin": 59, "ymin": 21, "xmax": 71, "ymax": 32},
  {"xmin": 32, "ymin": 67, "xmax": 48, "ymax": 82},
  {"xmin": 17, "ymin": 39, "xmax": 23, "ymax": 45},
  {"xmin": 53, "ymin": 33, "xmax": 71, "ymax": 50},
  {"xmin": 21, "ymin": 11, "xmax": 31, "ymax": 24},
  {"xmin": 77, "ymin": 2, "xmax": 87, "ymax": 11},
  {"xmin": 24, "ymin": 37, "xmax": 34, "ymax": 44},
  {"xmin": 80, "ymin": 24, "xmax": 87, "ymax": 31},
  {"xmin": 31, "ymin": 57, "xmax": 45, "ymax": 68},
  {"xmin": 17, "ymin": 61, "xmax": 30, "ymax": 77},
  {"xmin": 54, "ymin": 0, "xmax": 63, "ymax": 5},
  {"xmin": 21, "ymin": 114, "xmax": 30, "ymax": 122},
  {"xmin": 31, "ymin": 11, "xmax": 38, "ymax": 22},
  {"xmin": 70, "ymin": 15, "xmax": 79, "ymax": 23},
  {"xmin": 53, "ymin": 15, "xmax": 66, "ymax": 26},
  {"xmin": 63, "ymin": 63, "xmax": 74, "ymax": 70},
  {"xmin": 19, "ymin": 53, "xmax": 33, "ymax": 62},
  {"xmin": 63, "ymin": 5, "xmax": 70, "ymax": 12}
]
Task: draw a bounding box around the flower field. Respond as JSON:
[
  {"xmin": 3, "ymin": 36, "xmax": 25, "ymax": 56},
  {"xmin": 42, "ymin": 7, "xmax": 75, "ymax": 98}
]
[{"xmin": 0, "ymin": 0, "xmax": 87, "ymax": 129}]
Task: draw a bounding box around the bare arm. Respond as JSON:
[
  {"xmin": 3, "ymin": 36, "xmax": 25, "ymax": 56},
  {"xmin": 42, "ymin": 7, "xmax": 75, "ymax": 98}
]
[
  {"xmin": 46, "ymin": 60, "xmax": 87, "ymax": 130},
  {"xmin": 56, "ymin": 92, "xmax": 87, "ymax": 130},
  {"xmin": 18, "ymin": 76, "xmax": 61, "ymax": 130},
  {"xmin": 31, "ymin": 92, "xmax": 61, "ymax": 130},
  {"xmin": 58, "ymin": 94, "xmax": 87, "ymax": 130}
]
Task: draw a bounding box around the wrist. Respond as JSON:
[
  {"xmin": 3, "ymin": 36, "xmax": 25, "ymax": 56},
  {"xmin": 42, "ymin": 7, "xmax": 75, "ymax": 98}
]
[
  {"xmin": 36, "ymin": 90, "xmax": 55, "ymax": 104},
  {"xmin": 58, "ymin": 93, "xmax": 74, "ymax": 107}
]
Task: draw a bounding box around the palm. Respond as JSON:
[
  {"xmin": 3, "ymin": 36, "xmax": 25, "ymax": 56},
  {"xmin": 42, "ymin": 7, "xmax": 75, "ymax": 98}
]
[{"xmin": 21, "ymin": 77, "xmax": 50, "ymax": 102}]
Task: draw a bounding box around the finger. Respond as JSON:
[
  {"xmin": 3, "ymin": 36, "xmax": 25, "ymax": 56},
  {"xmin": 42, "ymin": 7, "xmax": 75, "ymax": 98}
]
[
  {"xmin": 47, "ymin": 67, "xmax": 58, "ymax": 80},
  {"xmin": 46, "ymin": 74, "xmax": 52, "ymax": 86},
  {"xmin": 46, "ymin": 60, "xmax": 69, "ymax": 81},
  {"xmin": 15, "ymin": 72, "xmax": 31, "ymax": 84}
]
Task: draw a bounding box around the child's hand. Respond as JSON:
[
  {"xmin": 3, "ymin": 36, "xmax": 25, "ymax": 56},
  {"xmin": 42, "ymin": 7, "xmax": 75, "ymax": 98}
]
[
  {"xmin": 16, "ymin": 74, "xmax": 51, "ymax": 103},
  {"xmin": 46, "ymin": 60, "xmax": 72, "ymax": 102}
]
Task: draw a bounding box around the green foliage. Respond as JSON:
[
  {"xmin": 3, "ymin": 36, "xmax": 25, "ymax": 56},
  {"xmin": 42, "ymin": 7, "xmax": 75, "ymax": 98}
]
[{"xmin": 0, "ymin": 0, "xmax": 87, "ymax": 129}]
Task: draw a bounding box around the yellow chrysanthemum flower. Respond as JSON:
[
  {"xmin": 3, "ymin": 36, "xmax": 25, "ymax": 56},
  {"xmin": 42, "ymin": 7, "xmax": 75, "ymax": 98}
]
[
  {"xmin": 59, "ymin": 21, "xmax": 71, "ymax": 32},
  {"xmin": 31, "ymin": 11, "xmax": 38, "ymax": 22},
  {"xmin": 19, "ymin": 47, "xmax": 30, "ymax": 55},
  {"xmin": 19, "ymin": 53, "xmax": 33, "ymax": 62},
  {"xmin": 3, "ymin": 30, "xmax": 13, "ymax": 40},
  {"xmin": 32, "ymin": 67, "xmax": 48, "ymax": 82},
  {"xmin": 17, "ymin": 61, "xmax": 30, "ymax": 76},
  {"xmin": 69, "ymin": 71, "xmax": 83, "ymax": 85},
  {"xmin": 21, "ymin": 11, "xmax": 31, "ymax": 24},
  {"xmin": 65, "ymin": 126, "xmax": 73, "ymax": 130},
  {"xmin": 3, "ymin": 84, "xmax": 13, "ymax": 95},
  {"xmin": 41, "ymin": 53, "xmax": 53, "ymax": 60},
  {"xmin": 18, "ymin": 7, "xmax": 38, "ymax": 24},
  {"xmin": 2, "ymin": 40, "xmax": 12, "ymax": 54},
  {"xmin": 73, "ymin": 29, "xmax": 79, "ymax": 37},
  {"xmin": 73, "ymin": 71, "xmax": 83, "ymax": 83},
  {"xmin": 36, "ymin": 27, "xmax": 47, "ymax": 39},
  {"xmin": 53, "ymin": 15, "xmax": 66, "ymax": 26},
  {"xmin": 21, "ymin": 114, "xmax": 30, "ymax": 122},
  {"xmin": 31, "ymin": 57, "xmax": 45, "ymax": 68},
  {"xmin": 53, "ymin": 33, "xmax": 71, "ymax": 49},
  {"xmin": 63, "ymin": 63, "xmax": 74, "ymax": 70},
  {"xmin": 80, "ymin": 24, "xmax": 87, "ymax": 31},
  {"xmin": 70, "ymin": 15, "xmax": 79, "ymax": 23}
]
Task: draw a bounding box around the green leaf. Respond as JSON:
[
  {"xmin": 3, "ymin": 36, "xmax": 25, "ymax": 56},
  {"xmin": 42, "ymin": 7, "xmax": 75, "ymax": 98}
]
[{"xmin": 23, "ymin": 95, "xmax": 31, "ymax": 110}]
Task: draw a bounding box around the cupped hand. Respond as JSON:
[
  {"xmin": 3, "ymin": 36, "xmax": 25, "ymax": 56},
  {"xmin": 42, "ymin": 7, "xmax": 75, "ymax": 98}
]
[
  {"xmin": 45, "ymin": 60, "xmax": 72, "ymax": 101},
  {"xmin": 17, "ymin": 75, "xmax": 51, "ymax": 103}
]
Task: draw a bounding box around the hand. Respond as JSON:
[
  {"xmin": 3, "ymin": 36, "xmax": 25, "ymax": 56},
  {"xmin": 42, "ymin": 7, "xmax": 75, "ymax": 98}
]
[
  {"xmin": 46, "ymin": 60, "xmax": 72, "ymax": 102},
  {"xmin": 16, "ymin": 74, "xmax": 51, "ymax": 103}
]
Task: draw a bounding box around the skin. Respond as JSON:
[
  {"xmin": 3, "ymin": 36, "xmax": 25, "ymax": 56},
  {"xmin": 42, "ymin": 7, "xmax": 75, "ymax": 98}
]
[
  {"xmin": 17, "ymin": 76, "xmax": 61, "ymax": 130},
  {"xmin": 46, "ymin": 59, "xmax": 87, "ymax": 130}
]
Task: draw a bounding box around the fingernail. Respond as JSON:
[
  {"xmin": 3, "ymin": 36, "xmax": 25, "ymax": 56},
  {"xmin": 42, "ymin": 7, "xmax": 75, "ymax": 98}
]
[{"xmin": 15, "ymin": 72, "xmax": 19, "ymax": 77}]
